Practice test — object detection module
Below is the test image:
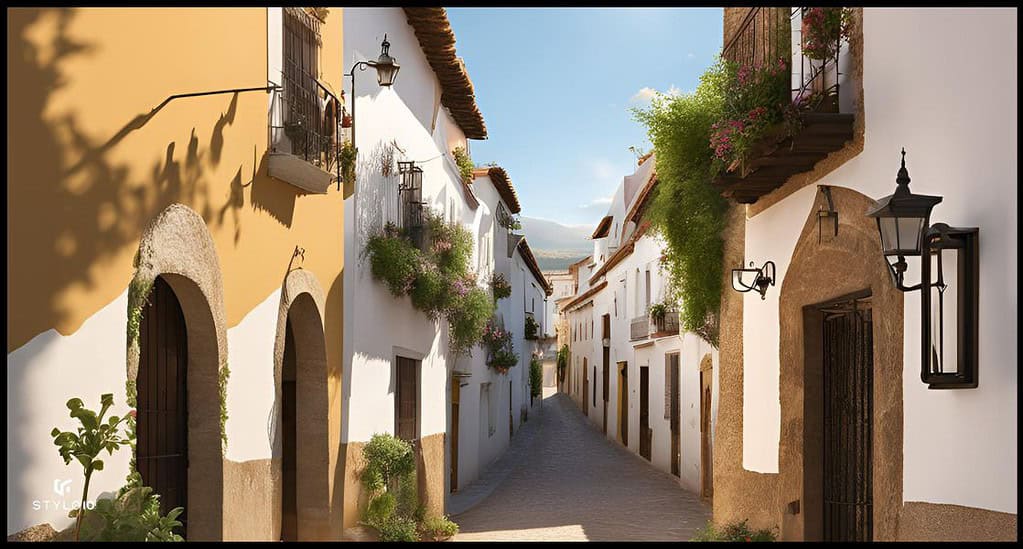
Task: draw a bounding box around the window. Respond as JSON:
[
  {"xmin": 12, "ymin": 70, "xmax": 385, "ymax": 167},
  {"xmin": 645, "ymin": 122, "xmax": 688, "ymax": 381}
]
[{"xmin": 395, "ymin": 357, "xmax": 419, "ymax": 442}]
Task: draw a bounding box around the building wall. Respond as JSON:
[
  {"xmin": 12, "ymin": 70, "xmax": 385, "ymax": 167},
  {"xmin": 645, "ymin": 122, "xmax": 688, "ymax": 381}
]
[
  {"xmin": 718, "ymin": 7, "xmax": 1016, "ymax": 541},
  {"xmin": 341, "ymin": 6, "xmax": 471, "ymax": 528},
  {"xmin": 7, "ymin": 7, "xmax": 345, "ymax": 539}
]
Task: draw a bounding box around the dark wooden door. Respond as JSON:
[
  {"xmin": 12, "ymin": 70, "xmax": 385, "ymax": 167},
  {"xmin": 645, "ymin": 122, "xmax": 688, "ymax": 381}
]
[
  {"xmin": 395, "ymin": 357, "xmax": 419, "ymax": 442},
  {"xmin": 640, "ymin": 366, "xmax": 651, "ymax": 460},
  {"xmin": 450, "ymin": 380, "xmax": 460, "ymax": 493},
  {"xmin": 700, "ymin": 369, "xmax": 714, "ymax": 500},
  {"xmin": 602, "ymin": 356, "xmax": 609, "ymax": 435},
  {"xmin": 137, "ymin": 276, "xmax": 188, "ymax": 538},
  {"xmin": 508, "ymin": 381, "xmax": 513, "ymax": 437},
  {"xmin": 669, "ymin": 353, "xmax": 681, "ymax": 478},
  {"xmin": 618, "ymin": 363, "xmax": 628, "ymax": 446},
  {"xmin": 281, "ymin": 318, "xmax": 297, "ymax": 541},
  {"xmin": 823, "ymin": 305, "xmax": 873, "ymax": 541}
]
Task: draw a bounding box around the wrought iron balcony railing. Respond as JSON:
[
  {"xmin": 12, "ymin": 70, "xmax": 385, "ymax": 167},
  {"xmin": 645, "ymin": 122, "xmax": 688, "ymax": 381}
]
[{"xmin": 269, "ymin": 64, "xmax": 345, "ymax": 180}]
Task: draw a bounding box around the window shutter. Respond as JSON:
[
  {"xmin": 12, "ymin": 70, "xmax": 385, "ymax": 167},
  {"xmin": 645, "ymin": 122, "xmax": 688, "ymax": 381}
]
[{"xmin": 664, "ymin": 355, "xmax": 671, "ymax": 420}]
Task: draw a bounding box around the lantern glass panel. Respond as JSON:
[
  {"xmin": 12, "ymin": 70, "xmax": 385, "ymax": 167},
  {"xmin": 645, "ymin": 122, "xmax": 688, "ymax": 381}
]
[
  {"xmin": 898, "ymin": 217, "xmax": 925, "ymax": 254},
  {"xmin": 376, "ymin": 63, "xmax": 398, "ymax": 87},
  {"xmin": 879, "ymin": 216, "xmax": 925, "ymax": 255}
]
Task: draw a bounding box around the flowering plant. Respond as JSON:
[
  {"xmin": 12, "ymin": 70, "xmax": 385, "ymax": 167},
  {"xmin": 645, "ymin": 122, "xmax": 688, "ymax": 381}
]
[
  {"xmin": 490, "ymin": 272, "xmax": 512, "ymax": 301},
  {"xmin": 710, "ymin": 57, "xmax": 789, "ymax": 175},
  {"xmin": 481, "ymin": 321, "xmax": 517, "ymax": 373},
  {"xmin": 801, "ymin": 7, "xmax": 852, "ymax": 61}
]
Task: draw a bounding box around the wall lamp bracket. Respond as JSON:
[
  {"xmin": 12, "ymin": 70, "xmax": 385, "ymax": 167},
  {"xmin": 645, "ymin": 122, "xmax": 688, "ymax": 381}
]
[{"xmin": 731, "ymin": 260, "xmax": 776, "ymax": 300}]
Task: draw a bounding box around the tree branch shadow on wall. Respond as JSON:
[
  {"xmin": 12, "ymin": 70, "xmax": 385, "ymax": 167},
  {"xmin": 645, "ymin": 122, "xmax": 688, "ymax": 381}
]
[{"xmin": 7, "ymin": 8, "xmax": 298, "ymax": 352}]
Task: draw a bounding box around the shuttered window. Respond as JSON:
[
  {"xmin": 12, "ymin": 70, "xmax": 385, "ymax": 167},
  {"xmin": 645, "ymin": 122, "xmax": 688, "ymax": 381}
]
[{"xmin": 395, "ymin": 357, "xmax": 419, "ymax": 441}]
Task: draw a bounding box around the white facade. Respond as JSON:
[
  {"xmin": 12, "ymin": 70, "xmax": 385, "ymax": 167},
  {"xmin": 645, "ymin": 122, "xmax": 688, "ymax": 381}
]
[
  {"xmin": 447, "ymin": 171, "xmax": 549, "ymax": 494},
  {"xmin": 342, "ymin": 6, "xmax": 475, "ymax": 491},
  {"xmin": 738, "ymin": 8, "xmax": 1016, "ymax": 515},
  {"xmin": 563, "ymin": 156, "xmax": 717, "ymax": 494}
]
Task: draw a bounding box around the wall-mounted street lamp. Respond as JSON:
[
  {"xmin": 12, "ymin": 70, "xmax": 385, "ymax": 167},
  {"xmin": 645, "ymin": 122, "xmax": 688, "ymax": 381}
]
[
  {"xmin": 345, "ymin": 34, "xmax": 401, "ymax": 155},
  {"xmin": 866, "ymin": 148, "xmax": 979, "ymax": 389},
  {"xmin": 731, "ymin": 260, "xmax": 776, "ymax": 300}
]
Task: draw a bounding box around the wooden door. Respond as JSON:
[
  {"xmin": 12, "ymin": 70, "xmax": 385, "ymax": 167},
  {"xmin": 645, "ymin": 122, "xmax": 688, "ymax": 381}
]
[
  {"xmin": 281, "ymin": 319, "xmax": 298, "ymax": 540},
  {"xmin": 822, "ymin": 304, "xmax": 874, "ymax": 541},
  {"xmin": 450, "ymin": 379, "xmax": 460, "ymax": 493},
  {"xmin": 669, "ymin": 353, "xmax": 681, "ymax": 478},
  {"xmin": 640, "ymin": 366, "xmax": 651, "ymax": 460},
  {"xmin": 602, "ymin": 356, "xmax": 609, "ymax": 435},
  {"xmin": 508, "ymin": 381, "xmax": 513, "ymax": 437},
  {"xmin": 395, "ymin": 357, "xmax": 418, "ymax": 442},
  {"xmin": 137, "ymin": 276, "xmax": 188, "ymax": 538},
  {"xmin": 700, "ymin": 368, "xmax": 714, "ymax": 500},
  {"xmin": 583, "ymin": 358, "xmax": 589, "ymax": 416},
  {"xmin": 618, "ymin": 363, "xmax": 628, "ymax": 446}
]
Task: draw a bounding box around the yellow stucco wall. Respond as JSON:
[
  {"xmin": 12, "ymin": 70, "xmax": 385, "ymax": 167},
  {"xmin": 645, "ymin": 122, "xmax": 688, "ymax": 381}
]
[
  {"xmin": 8, "ymin": 7, "xmax": 346, "ymax": 539},
  {"xmin": 8, "ymin": 7, "xmax": 344, "ymax": 350}
]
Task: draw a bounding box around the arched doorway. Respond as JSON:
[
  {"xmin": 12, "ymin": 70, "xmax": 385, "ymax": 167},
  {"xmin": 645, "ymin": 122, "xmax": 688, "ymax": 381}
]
[
  {"xmin": 127, "ymin": 204, "xmax": 228, "ymax": 541},
  {"xmin": 273, "ymin": 279, "xmax": 330, "ymax": 541},
  {"xmin": 137, "ymin": 276, "xmax": 189, "ymax": 536}
]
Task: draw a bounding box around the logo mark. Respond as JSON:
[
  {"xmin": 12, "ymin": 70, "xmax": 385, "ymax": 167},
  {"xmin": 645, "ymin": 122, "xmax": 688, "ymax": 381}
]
[{"xmin": 53, "ymin": 479, "xmax": 72, "ymax": 497}]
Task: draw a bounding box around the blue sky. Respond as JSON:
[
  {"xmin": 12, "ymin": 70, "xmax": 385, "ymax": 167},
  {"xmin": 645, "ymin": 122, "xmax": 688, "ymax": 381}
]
[{"xmin": 447, "ymin": 8, "xmax": 722, "ymax": 227}]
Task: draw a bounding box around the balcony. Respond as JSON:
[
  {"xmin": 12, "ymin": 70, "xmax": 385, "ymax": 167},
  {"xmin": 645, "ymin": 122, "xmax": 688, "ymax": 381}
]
[
  {"xmin": 268, "ymin": 65, "xmax": 346, "ymax": 194},
  {"xmin": 630, "ymin": 316, "xmax": 650, "ymax": 341},
  {"xmin": 713, "ymin": 7, "xmax": 855, "ymax": 204},
  {"xmin": 650, "ymin": 310, "xmax": 680, "ymax": 338}
]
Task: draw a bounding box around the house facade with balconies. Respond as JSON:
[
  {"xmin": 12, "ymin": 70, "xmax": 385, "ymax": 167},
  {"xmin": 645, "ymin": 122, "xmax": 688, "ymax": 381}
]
[
  {"xmin": 341, "ymin": 6, "xmax": 490, "ymax": 530},
  {"xmin": 8, "ymin": 7, "xmax": 347, "ymax": 541},
  {"xmin": 712, "ymin": 7, "xmax": 1016, "ymax": 542},
  {"xmin": 562, "ymin": 154, "xmax": 719, "ymax": 496}
]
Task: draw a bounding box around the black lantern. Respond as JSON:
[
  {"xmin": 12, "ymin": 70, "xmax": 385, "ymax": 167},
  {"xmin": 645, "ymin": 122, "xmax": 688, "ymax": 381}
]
[
  {"xmin": 865, "ymin": 149, "xmax": 943, "ymax": 291},
  {"xmin": 866, "ymin": 148, "xmax": 980, "ymax": 389},
  {"xmin": 731, "ymin": 260, "xmax": 776, "ymax": 300},
  {"xmin": 371, "ymin": 35, "xmax": 400, "ymax": 87},
  {"xmin": 345, "ymin": 34, "xmax": 402, "ymax": 186}
]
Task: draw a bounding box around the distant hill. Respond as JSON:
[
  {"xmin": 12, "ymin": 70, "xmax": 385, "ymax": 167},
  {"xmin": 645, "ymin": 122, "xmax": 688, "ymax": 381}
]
[{"xmin": 520, "ymin": 216, "xmax": 592, "ymax": 272}]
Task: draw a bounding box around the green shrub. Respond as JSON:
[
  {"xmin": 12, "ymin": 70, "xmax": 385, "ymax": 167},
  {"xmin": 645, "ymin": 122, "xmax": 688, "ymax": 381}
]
[
  {"xmin": 529, "ymin": 357, "xmax": 543, "ymax": 399},
  {"xmin": 524, "ymin": 315, "xmax": 540, "ymax": 340},
  {"xmin": 410, "ymin": 264, "xmax": 449, "ymax": 318},
  {"xmin": 481, "ymin": 321, "xmax": 517, "ymax": 373},
  {"xmin": 377, "ymin": 515, "xmax": 420, "ymax": 542},
  {"xmin": 691, "ymin": 519, "xmax": 777, "ymax": 542},
  {"xmin": 426, "ymin": 212, "xmax": 474, "ymax": 277},
  {"xmin": 448, "ymin": 287, "xmax": 495, "ymax": 357},
  {"xmin": 79, "ymin": 486, "xmax": 184, "ymax": 542},
  {"xmin": 360, "ymin": 434, "xmax": 415, "ymax": 493},
  {"xmin": 365, "ymin": 492, "xmax": 396, "ymax": 527},
  {"xmin": 452, "ymin": 146, "xmax": 474, "ymax": 185},
  {"xmin": 556, "ymin": 344, "xmax": 569, "ymax": 381},
  {"xmin": 366, "ymin": 229, "xmax": 422, "ymax": 297},
  {"xmin": 421, "ymin": 515, "xmax": 459, "ymax": 541}
]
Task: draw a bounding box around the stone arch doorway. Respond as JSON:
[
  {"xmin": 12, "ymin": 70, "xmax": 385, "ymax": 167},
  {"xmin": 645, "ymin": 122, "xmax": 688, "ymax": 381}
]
[
  {"xmin": 273, "ymin": 270, "xmax": 330, "ymax": 541},
  {"xmin": 775, "ymin": 186, "xmax": 903, "ymax": 541},
  {"xmin": 127, "ymin": 204, "xmax": 228, "ymax": 541}
]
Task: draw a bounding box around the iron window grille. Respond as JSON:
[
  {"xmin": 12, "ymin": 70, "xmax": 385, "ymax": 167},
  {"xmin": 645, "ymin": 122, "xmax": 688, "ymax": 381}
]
[
  {"xmin": 269, "ymin": 8, "xmax": 344, "ymax": 179},
  {"xmin": 397, "ymin": 161, "xmax": 426, "ymax": 250}
]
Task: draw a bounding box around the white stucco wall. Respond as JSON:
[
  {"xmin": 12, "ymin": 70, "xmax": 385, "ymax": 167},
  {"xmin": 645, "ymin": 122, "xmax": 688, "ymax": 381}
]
[
  {"xmin": 342, "ymin": 7, "xmax": 473, "ymax": 450},
  {"xmin": 7, "ymin": 291, "xmax": 132, "ymax": 535},
  {"xmin": 739, "ymin": 8, "xmax": 1017, "ymax": 513}
]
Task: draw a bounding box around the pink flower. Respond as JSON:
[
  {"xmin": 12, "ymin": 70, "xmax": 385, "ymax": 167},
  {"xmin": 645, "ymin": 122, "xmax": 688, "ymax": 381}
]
[{"xmin": 128, "ymin": 409, "xmax": 137, "ymax": 419}]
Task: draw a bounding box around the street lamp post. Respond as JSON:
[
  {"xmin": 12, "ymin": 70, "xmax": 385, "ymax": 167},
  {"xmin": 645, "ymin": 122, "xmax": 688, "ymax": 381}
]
[{"xmin": 346, "ymin": 34, "xmax": 400, "ymax": 151}]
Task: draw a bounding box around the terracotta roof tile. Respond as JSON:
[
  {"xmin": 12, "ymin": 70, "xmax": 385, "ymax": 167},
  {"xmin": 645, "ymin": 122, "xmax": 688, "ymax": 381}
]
[{"xmin": 403, "ymin": 8, "xmax": 487, "ymax": 139}]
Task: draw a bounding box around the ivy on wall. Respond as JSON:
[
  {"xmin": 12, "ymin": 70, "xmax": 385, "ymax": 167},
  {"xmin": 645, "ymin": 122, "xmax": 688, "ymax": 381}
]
[
  {"xmin": 631, "ymin": 59, "xmax": 730, "ymax": 346},
  {"xmin": 124, "ymin": 266, "xmax": 230, "ymax": 459}
]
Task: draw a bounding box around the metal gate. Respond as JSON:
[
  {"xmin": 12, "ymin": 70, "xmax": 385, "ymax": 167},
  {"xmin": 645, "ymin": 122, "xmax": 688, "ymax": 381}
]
[
  {"xmin": 397, "ymin": 162, "xmax": 425, "ymax": 248},
  {"xmin": 822, "ymin": 299, "xmax": 873, "ymax": 541},
  {"xmin": 137, "ymin": 276, "xmax": 188, "ymax": 537}
]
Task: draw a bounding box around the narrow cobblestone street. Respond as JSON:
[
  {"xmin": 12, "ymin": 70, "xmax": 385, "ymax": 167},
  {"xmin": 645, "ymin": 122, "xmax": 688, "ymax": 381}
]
[{"xmin": 452, "ymin": 389, "xmax": 710, "ymax": 541}]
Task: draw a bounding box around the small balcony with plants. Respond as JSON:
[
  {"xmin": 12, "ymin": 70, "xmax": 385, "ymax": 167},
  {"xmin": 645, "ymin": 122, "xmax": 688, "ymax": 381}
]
[
  {"xmin": 268, "ymin": 58, "xmax": 352, "ymax": 194},
  {"xmin": 711, "ymin": 7, "xmax": 856, "ymax": 204},
  {"xmin": 524, "ymin": 312, "xmax": 540, "ymax": 341},
  {"xmin": 648, "ymin": 302, "xmax": 680, "ymax": 338}
]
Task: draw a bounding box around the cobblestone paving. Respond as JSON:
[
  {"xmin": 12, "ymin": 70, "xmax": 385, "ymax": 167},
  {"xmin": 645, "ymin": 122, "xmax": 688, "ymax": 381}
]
[{"xmin": 452, "ymin": 389, "xmax": 710, "ymax": 541}]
